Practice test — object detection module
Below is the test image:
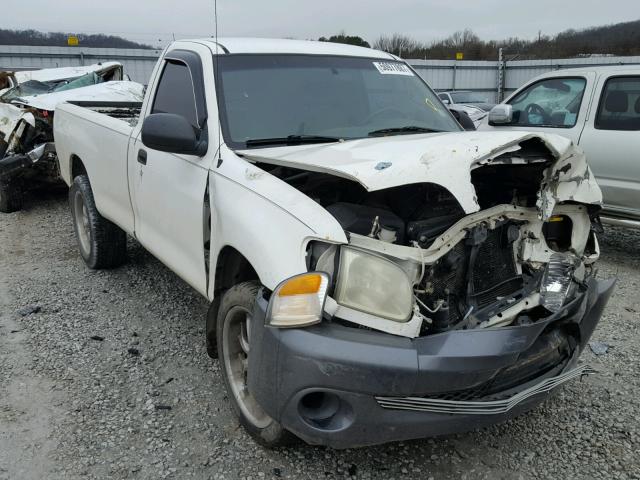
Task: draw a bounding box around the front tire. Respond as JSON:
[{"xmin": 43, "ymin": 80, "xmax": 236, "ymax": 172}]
[
  {"xmin": 69, "ymin": 175, "xmax": 127, "ymax": 269},
  {"xmin": 0, "ymin": 178, "xmax": 23, "ymax": 213},
  {"xmin": 216, "ymin": 281, "xmax": 294, "ymax": 447}
]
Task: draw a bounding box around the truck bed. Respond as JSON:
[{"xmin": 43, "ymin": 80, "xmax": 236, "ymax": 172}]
[
  {"xmin": 54, "ymin": 100, "xmax": 141, "ymax": 234},
  {"xmin": 68, "ymin": 100, "xmax": 142, "ymax": 127}
]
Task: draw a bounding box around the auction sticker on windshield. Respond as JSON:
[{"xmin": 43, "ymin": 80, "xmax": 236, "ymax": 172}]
[{"xmin": 373, "ymin": 62, "xmax": 414, "ymax": 76}]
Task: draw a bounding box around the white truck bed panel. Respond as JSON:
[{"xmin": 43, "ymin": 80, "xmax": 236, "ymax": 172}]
[{"xmin": 55, "ymin": 102, "xmax": 137, "ymax": 234}]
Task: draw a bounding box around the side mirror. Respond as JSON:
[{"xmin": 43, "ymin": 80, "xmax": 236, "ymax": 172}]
[
  {"xmin": 450, "ymin": 109, "xmax": 476, "ymax": 131},
  {"xmin": 442, "ymin": 98, "xmax": 451, "ymax": 105},
  {"xmin": 141, "ymin": 113, "xmax": 208, "ymax": 156},
  {"xmin": 488, "ymin": 104, "xmax": 513, "ymax": 125}
]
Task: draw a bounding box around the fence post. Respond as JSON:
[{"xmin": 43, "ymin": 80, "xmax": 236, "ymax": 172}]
[
  {"xmin": 452, "ymin": 60, "xmax": 457, "ymax": 91},
  {"xmin": 497, "ymin": 48, "xmax": 504, "ymax": 102}
]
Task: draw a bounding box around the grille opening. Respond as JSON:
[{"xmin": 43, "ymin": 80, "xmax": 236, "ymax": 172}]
[{"xmin": 418, "ymin": 221, "xmax": 525, "ymax": 333}]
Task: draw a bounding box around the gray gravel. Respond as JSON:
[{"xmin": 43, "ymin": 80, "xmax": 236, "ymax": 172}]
[{"xmin": 1, "ymin": 190, "xmax": 639, "ymax": 480}]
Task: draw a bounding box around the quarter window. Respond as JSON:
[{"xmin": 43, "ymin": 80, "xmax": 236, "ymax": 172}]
[
  {"xmin": 151, "ymin": 61, "xmax": 198, "ymax": 128},
  {"xmin": 508, "ymin": 77, "xmax": 586, "ymax": 128},
  {"xmin": 595, "ymin": 76, "xmax": 640, "ymax": 131}
]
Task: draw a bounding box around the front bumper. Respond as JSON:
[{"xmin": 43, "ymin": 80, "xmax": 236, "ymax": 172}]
[{"xmin": 248, "ymin": 277, "xmax": 615, "ymax": 448}]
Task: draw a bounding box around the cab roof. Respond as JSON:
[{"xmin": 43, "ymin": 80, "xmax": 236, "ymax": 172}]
[
  {"xmin": 193, "ymin": 37, "xmax": 396, "ymax": 59},
  {"xmin": 534, "ymin": 64, "xmax": 640, "ymax": 76}
]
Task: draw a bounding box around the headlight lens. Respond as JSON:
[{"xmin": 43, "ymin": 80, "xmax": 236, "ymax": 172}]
[
  {"xmin": 540, "ymin": 253, "xmax": 579, "ymax": 312},
  {"xmin": 268, "ymin": 272, "xmax": 329, "ymax": 328},
  {"xmin": 334, "ymin": 247, "xmax": 413, "ymax": 322}
]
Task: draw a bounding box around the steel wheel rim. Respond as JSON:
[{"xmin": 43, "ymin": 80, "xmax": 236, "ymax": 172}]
[
  {"xmin": 222, "ymin": 305, "xmax": 271, "ymax": 429},
  {"xmin": 73, "ymin": 191, "xmax": 91, "ymax": 256}
]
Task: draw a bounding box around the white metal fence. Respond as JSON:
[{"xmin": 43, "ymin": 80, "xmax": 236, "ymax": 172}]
[
  {"xmin": 410, "ymin": 55, "xmax": 640, "ymax": 102},
  {"xmin": 0, "ymin": 45, "xmax": 161, "ymax": 83},
  {"xmin": 2, "ymin": 45, "xmax": 640, "ymax": 102}
]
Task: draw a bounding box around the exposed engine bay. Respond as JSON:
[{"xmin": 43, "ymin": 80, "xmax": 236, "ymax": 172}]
[{"xmin": 245, "ymin": 135, "xmax": 602, "ymax": 338}]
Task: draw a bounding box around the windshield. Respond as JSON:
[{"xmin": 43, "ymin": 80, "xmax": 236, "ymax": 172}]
[
  {"xmin": 450, "ymin": 91, "xmax": 488, "ymax": 104},
  {"xmin": 0, "ymin": 73, "xmax": 104, "ymax": 103},
  {"xmin": 216, "ymin": 54, "xmax": 461, "ymax": 149}
]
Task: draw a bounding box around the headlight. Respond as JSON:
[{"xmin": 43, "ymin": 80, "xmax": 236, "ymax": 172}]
[
  {"xmin": 268, "ymin": 272, "xmax": 329, "ymax": 328},
  {"xmin": 334, "ymin": 247, "xmax": 413, "ymax": 322},
  {"xmin": 540, "ymin": 253, "xmax": 579, "ymax": 312}
]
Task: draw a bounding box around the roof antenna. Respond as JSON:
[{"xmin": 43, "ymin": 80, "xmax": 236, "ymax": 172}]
[{"xmin": 214, "ymin": 0, "xmax": 223, "ymax": 168}]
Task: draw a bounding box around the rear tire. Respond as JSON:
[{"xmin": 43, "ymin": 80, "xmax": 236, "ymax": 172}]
[
  {"xmin": 69, "ymin": 175, "xmax": 127, "ymax": 269},
  {"xmin": 0, "ymin": 179, "xmax": 23, "ymax": 213},
  {"xmin": 216, "ymin": 281, "xmax": 295, "ymax": 447}
]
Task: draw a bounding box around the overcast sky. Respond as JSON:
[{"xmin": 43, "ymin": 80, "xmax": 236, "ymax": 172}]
[{"xmin": 3, "ymin": 0, "xmax": 637, "ymax": 48}]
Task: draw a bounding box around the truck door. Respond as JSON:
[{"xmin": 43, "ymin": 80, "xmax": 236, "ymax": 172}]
[
  {"xmin": 481, "ymin": 73, "xmax": 596, "ymax": 144},
  {"xmin": 578, "ymin": 74, "xmax": 640, "ymax": 219},
  {"xmin": 128, "ymin": 47, "xmax": 215, "ymax": 297}
]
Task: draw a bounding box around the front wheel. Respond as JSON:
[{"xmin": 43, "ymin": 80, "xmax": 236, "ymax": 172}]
[
  {"xmin": 216, "ymin": 281, "xmax": 295, "ymax": 447},
  {"xmin": 69, "ymin": 175, "xmax": 127, "ymax": 269}
]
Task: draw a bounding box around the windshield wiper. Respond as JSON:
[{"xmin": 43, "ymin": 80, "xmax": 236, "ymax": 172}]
[
  {"xmin": 368, "ymin": 126, "xmax": 443, "ymax": 137},
  {"xmin": 245, "ymin": 135, "xmax": 342, "ymax": 148}
]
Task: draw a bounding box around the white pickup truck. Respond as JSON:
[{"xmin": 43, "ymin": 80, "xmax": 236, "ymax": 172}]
[
  {"xmin": 54, "ymin": 38, "xmax": 614, "ymax": 449},
  {"xmin": 480, "ymin": 66, "xmax": 640, "ymax": 228}
]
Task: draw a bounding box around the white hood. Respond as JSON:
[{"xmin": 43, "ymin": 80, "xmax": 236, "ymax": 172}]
[{"xmin": 238, "ymin": 131, "xmax": 602, "ymax": 220}]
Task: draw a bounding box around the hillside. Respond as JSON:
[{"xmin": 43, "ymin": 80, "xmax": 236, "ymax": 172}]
[
  {"xmin": 0, "ymin": 29, "xmax": 152, "ymax": 49},
  {"xmin": 373, "ymin": 19, "xmax": 640, "ymax": 60}
]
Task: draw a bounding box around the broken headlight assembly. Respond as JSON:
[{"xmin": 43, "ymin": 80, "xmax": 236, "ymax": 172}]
[
  {"xmin": 268, "ymin": 272, "xmax": 330, "ymax": 328},
  {"xmin": 540, "ymin": 252, "xmax": 580, "ymax": 312},
  {"xmin": 333, "ymin": 247, "xmax": 414, "ymax": 322}
]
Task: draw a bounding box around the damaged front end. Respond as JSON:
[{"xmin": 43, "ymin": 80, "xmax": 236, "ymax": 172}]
[
  {"xmin": 249, "ymin": 134, "xmax": 604, "ymax": 339},
  {"xmin": 0, "ymin": 101, "xmax": 57, "ymax": 210},
  {"xmin": 0, "ymin": 63, "xmax": 144, "ymax": 212},
  {"xmin": 243, "ymin": 133, "xmax": 614, "ymax": 447}
]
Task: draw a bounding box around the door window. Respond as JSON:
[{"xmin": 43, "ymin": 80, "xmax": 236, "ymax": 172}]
[
  {"xmin": 508, "ymin": 77, "xmax": 586, "ymax": 128},
  {"xmin": 595, "ymin": 76, "xmax": 640, "ymax": 131},
  {"xmin": 151, "ymin": 61, "xmax": 198, "ymax": 128}
]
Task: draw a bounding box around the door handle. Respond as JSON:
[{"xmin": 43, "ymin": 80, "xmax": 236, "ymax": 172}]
[{"xmin": 137, "ymin": 149, "xmax": 147, "ymax": 165}]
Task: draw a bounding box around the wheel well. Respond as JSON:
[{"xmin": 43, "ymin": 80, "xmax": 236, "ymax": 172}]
[
  {"xmin": 207, "ymin": 247, "xmax": 260, "ymax": 358},
  {"xmin": 70, "ymin": 155, "xmax": 87, "ymax": 180},
  {"xmin": 214, "ymin": 246, "xmax": 260, "ymax": 296}
]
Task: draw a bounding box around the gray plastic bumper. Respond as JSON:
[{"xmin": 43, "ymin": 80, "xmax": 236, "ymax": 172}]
[{"xmin": 247, "ymin": 277, "xmax": 615, "ymax": 448}]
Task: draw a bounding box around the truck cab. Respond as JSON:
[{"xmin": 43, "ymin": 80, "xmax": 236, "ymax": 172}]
[{"xmin": 480, "ymin": 66, "xmax": 640, "ymax": 228}]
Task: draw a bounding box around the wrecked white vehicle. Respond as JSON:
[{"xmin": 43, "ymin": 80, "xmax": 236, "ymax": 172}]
[
  {"xmin": 53, "ymin": 39, "xmax": 615, "ymax": 448},
  {"xmin": 0, "ymin": 62, "xmax": 143, "ymax": 212}
]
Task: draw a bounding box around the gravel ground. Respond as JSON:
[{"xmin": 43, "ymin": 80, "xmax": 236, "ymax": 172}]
[{"xmin": 1, "ymin": 190, "xmax": 639, "ymax": 480}]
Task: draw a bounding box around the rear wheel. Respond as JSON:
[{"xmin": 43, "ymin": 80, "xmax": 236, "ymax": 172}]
[
  {"xmin": 216, "ymin": 281, "xmax": 295, "ymax": 447},
  {"xmin": 69, "ymin": 175, "xmax": 127, "ymax": 269},
  {"xmin": 0, "ymin": 179, "xmax": 23, "ymax": 213}
]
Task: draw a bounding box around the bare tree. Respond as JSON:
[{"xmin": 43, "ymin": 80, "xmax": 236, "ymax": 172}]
[{"xmin": 373, "ymin": 34, "xmax": 422, "ymax": 57}]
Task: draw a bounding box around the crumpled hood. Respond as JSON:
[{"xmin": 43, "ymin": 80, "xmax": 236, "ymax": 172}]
[
  {"xmin": 1, "ymin": 80, "xmax": 144, "ymax": 156},
  {"xmin": 238, "ymin": 130, "xmax": 602, "ymax": 219},
  {"xmin": 11, "ymin": 62, "xmax": 122, "ymax": 85},
  {"xmin": 12, "ymin": 81, "xmax": 144, "ymax": 111}
]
